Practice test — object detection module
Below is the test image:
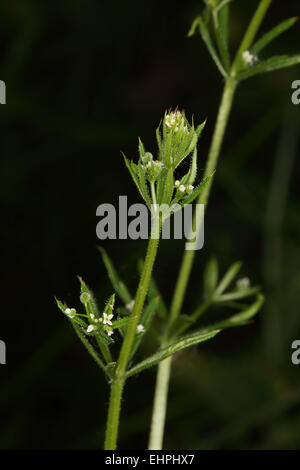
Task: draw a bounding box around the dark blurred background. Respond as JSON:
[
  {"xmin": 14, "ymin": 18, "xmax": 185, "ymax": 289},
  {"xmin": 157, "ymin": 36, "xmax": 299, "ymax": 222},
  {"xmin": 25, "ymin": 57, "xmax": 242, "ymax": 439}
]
[{"xmin": 1, "ymin": 0, "xmax": 300, "ymax": 449}]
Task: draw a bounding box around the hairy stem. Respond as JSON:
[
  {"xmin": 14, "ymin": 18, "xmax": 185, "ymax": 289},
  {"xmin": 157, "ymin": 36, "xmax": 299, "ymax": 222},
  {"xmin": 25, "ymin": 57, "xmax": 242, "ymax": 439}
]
[
  {"xmin": 104, "ymin": 216, "xmax": 161, "ymax": 449},
  {"xmin": 148, "ymin": 355, "xmax": 172, "ymax": 450}
]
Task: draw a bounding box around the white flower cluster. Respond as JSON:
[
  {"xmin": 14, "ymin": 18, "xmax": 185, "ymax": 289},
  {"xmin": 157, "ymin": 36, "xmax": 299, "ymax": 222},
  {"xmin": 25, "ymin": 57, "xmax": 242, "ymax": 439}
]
[
  {"xmin": 174, "ymin": 180, "xmax": 194, "ymax": 194},
  {"xmin": 65, "ymin": 308, "xmax": 76, "ymax": 318},
  {"xmin": 86, "ymin": 310, "xmax": 114, "ymax": 336},
  {"xmin": 242, "ymin": 50, "xmax": 258, "ymax": 66},
  {"xmin": 165, "ymin": 110, "xmax": 188, "ymax": 133},
  {"xmin": 141, "ymin": 152, "xmax": 164, "ymax": 182}
]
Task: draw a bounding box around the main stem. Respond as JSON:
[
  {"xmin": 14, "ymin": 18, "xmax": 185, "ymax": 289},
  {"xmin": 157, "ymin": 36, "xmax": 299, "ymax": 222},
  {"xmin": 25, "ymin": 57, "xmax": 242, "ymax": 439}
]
[
  {"xmin": 149, "ymin": 0, "xmax": 274, "ymax": 449},
  {"xmin": 148, "ymin": 77, "xmax": 237, "ymax": 450},
  {"xmin": 105, "ymin": 217, "xmax": 161, "ymax": 450},
  {"xmin": 169, "ymin": 77, "xmax": 237, "ymax": 328}
]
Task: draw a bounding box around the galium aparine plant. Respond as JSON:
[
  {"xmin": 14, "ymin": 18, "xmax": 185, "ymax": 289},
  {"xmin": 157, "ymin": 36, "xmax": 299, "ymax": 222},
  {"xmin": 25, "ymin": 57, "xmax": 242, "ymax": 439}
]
[{"xmin": 56, "ymin": 0, "xmax": 300, "ymax": 450}]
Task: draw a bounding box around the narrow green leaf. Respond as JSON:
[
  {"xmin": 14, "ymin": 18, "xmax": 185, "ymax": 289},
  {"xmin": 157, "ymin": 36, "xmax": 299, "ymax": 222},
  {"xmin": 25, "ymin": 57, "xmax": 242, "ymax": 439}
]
[
  {"xmin": 55, "ymin": 298, "xmax": 88, "ymax": 328},
  {"xmin": 138, "ymin": 137, "xmax": 146, "ymax": 158},
  {"xmin": 198, "ymin": 16, "xmax": 227, "ymax": 77},
  {"xmin": 207, "ymin": 293, "xmax": 264, "ymax": 330},
  {"xmin": 251, "ymin": 17, "xmax": 298, "ymax": 54},
  {"xmin": 195, "ymin": 119, "xmax": 206, "ymax": 138},
  {"xmin": 214, "ymin": 261, "xmax": 242, "ymax": 296},
  {"xmin": 160, "ymin": 168, "xmax": 174, "ymax": 205},
  {"xmin": 203, "ymin": 257, "xmax": 219, "ymax": 297},
  {"xmin": 156, "ymin": 123, "xmax": 162, "ymax": 157},
  {"xmin": 213, "ymin": 4, "xmax": 231, "ymax": 72},
  {"xmin": 236, "ymin": 55, "xmax": 300, "ymax": 80},
  {"xmin": 111, "ymin": 317, "xmax": 130, "ymax": 329},
  {"xmin": 214, "ymin": 286, "xmax": 260, "ymax": 302},
  {"xmin": 187, "ymin": 16, "xmax": 201, "ymax": 38},
  {"xmin": 72, "ymin": 322, "xmax": 106, "ymax": 373},
  {"xmin": 137, "ymin": 162, "xmax": 152, "ymax": 209},
  {"xmin": 122, "ymin": 153, "xmax": 147, "ymax": 204},
  {"xmin": 98, "ymin": 247, "xmax": 132, "ymax": 305},
  {"xmin": 126, "ymin": 329, "xmax": 220, "ymax": 378},
  {"xmin": 129, "ymin": 297, "xmax": 160, "ymax": 360}
]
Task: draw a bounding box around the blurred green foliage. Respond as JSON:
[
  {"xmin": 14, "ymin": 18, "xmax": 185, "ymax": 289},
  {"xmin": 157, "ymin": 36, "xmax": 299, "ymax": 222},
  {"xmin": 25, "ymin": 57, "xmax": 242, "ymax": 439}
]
[{"xmin": 1, "ymin": 0, "xmax": 300, "ymax": 449}]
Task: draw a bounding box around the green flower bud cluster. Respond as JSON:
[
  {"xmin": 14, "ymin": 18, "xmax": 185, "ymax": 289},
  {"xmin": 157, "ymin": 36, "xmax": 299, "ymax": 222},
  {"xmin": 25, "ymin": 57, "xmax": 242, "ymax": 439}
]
[
  {"xmin": 159, "ymin": 109, "xmax": 205, "ymax": 170},
  {"xmin": 174, "ymin": 180, "xmax": 194, "ymax": 198},
  {"xmin": 141, "ymin": 152, "xmax": 164, "ymax": 183},
  {"xmin": 123, "ymin": 109, "xmax": 206, "ymax": 211}
]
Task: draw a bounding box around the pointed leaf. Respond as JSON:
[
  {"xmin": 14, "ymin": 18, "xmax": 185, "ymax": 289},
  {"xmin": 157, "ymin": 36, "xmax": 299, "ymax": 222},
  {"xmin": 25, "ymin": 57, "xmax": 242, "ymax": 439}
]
[
  {"xmin": 126, "ymin": 329, "xmax": 220, "ymax": 378},
  {"xmin": 198, "ymin": 16, "xmax": 227, "ymax": 77},
  {"xmin": 214, "ymin": 286, "xmax": 260, "ymax": 302},
  {"xmin": 123, "ymin": 153, "xmax": 147, "ymax": 204},
  {"xmin": 129, "ymin": 297, "xmax": 160, "ymax": 360},
  {"xmin": 214, "ymin": 261, "xmax": 242, "ymax": 296},
  {"xmin": 251, "ymin": 17, "xmax": 298, "ymax": 54},
  {"xmin": 98, "ymin": 247, "xmax": 132, "ymax": 305},
  {"xmin": 236, "ymin": 55, "xmax": 300, "ymax": 80},
  {"xmin": 207, "ymin": 293, "xmax": 264, "ymax": 330},
  {"xmin": 72, "ymin": 322, "xmax": 106, "ymax": 373},
  {"xmin": 204, "ymin": 257, "xmax": 219, "ymax": 297}
]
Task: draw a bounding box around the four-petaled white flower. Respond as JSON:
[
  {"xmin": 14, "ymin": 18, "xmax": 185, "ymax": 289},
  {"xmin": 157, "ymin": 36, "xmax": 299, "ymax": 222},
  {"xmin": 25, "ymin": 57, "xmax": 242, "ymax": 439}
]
[
  {"xmin": 87, "ymin": 325, "xmax": 94, "ymax": 333},
  {"xmin": 65, "ymin": 308, "xmax": 76, "ymax": 318},
  {"xmin": 103, "ymin": 312, "xmax": 114, "ymax": 325},
  {"xmin": 137, "ymin": 324, "xmax": 145, "ymax": 333}
]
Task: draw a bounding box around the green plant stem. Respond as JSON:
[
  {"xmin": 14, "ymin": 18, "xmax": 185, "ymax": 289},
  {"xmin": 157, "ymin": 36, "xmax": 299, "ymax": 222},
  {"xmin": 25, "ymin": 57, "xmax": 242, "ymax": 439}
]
[
  {"xmin": 148, "ymin": 77, "xmax": 237, "ymax": 450},
  {"xmin": 148, "ymin": 354, "xmax": 172, "ymax": 450},
  {"xmin": 104, "ymin": 216, "xmax": 161, "ymax": 450},
  {"xmin": 169, "ymin": 77, "xmax": 237, "ymax": 328},
  {"xmin": 148, "ymin": 1, "xmax": 275, "ymax": 449},
  {"xmin": 232, "ymin": 0, "xmax": 273, "ymax": 72}
]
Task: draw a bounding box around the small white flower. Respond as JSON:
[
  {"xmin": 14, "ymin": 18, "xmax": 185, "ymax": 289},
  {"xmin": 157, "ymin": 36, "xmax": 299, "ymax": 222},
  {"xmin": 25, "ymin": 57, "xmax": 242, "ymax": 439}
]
[
  {"xmin": 103, "ymin": 312, "xmax": 114, "ymax": 325},
  {"xmin": 242, "ymin": 50, "xmax": 257, "ymax": 66},
  {"xmin": 137, "ymin": 324, "xmax": 145, "ymax": 333},
  {"xmin": 65, "ymin": 308, "xmax": 76, "ymax": 318},
  {"xmin": 90, "ymin": 313, "xmax": 95, "ymax": 320},
  {"xmin": 107, "ymin": 328, "xmax": 114, "ymax": 336},
  {"xmin": 237, "ymin": 277, "xmax": 250, "ymax": 289},
  {"xmin": 126, "ymin": 299, "xmax": 135, "ymax": 312},
  {"xmin": 179, "ymin": 184, "xmax": 186, "ymax": 193},
  {"xmin": 87, "ymin": 325, "xmax": 94, "ymax": 333},
  {"xmin": 188, "ymin": 184, "xmax": 194, "ymax": 191},
  {"xmin": 175, "ymin": 180, "xmax": 180, "ymax": 188}
]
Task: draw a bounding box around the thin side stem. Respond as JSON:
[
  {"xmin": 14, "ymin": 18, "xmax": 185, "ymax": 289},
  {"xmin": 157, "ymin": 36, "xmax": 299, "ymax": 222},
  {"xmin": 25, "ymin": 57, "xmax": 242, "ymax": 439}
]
[{"xmin": 104, "ymin": 216, "xmax": 161, "ymax": 449}]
